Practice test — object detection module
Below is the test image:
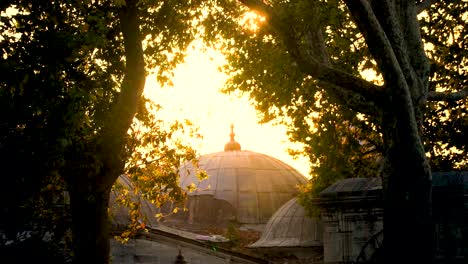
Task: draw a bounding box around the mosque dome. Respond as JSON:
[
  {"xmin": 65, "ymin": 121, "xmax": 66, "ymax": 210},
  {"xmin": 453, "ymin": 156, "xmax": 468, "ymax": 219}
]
[
  {"xmin": 176, "ymin": 125, "xmax": 308, "ymax": 225},
  {"xmin": 109, "ymin": 175, "xmax": 160, "ymax": 229},
  {"xmin": 249, "ymin": 197, "xmax": 323, "ymax": 248}
]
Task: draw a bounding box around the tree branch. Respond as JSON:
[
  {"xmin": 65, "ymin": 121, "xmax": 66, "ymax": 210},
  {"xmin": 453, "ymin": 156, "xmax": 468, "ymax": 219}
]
[
  {"xmin": 370, "ymin": 0, "xmax": 426, "ymax": 103},
  {"xmin": 343, "ymin": 0, "xmax": 411, "ymax": 100},
  {"xmin": 428, "ymin": 89, "xmax": 468, "ymax": 102},
  {"xmin": 361, "ymin": 147, "xmax": 381, "ymax": 157},
  {"xmin": 99, "ymin": 0, "xmax": 146, "ymax": 189},
  {"xmin": 302, "ymin": 4, "xmax": 330, "ymax": 66},
  {"xmin": 364, "ymin": 137, "xmax": 385, "ymax": 154},
  {"xmin": 366, "ymin": 1, "xmax": 430, "ymax": 108},
  {"xmin": 238, "ymin": 0, "xmax": 385, "ymax": 112},
  {"xmin": 397, "ymin": 1, "xmax": 431, "ymax": 104},
  {"xmin": 344, "ymin": 0, "xmax": 426, "ymax": 154},
  {"xmin": 319, "ymin": 80, "xmax": 381, "ymax": 117}
]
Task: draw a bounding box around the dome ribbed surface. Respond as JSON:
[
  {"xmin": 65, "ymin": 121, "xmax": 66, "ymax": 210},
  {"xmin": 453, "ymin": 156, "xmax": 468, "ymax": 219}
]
[
  {"xmin": 110, "ymin": 175, "xmax": 159, "ymax": 229},
  {"xmin": 249, "ymin": 197, "xmax": 323, "ymax": 248},
  {"xmin": 179, "ymin": 150, "xmax": 307, "ymax": 224}
]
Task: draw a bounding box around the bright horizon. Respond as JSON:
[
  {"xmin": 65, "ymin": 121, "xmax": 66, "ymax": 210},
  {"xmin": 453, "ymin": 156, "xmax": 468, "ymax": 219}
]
[{"xmin": 143, "ymin": 44, "xmax": 311, "ymax": 178}]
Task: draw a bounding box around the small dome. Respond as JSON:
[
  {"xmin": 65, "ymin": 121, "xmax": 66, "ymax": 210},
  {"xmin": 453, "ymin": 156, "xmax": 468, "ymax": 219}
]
[
  {"xmin": 178, "ymin": 151, "xmax": 307, "ymax": 224},
  {"xmin": 249, "ymin": 197, "xmax": 323, "ymax": 248},
  {"xmin": 110, "ymin": 175, "xmax": 159, "ymax": 229}
]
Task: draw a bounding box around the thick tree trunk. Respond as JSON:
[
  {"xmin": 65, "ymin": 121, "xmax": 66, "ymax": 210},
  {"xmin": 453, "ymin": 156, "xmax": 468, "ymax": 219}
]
[
  {"xmin": 382, "ymin": 150, "xmax": 433, "ymax": 263},
  {"xmin": 67, "ymin": 2, "xmax": 145, "ymax": 262},
  {"xmin": 345, "ymin": 1, "xmax": 434, "ymax": 260},
  {"xmin": 69, "ymin": 185, "xmax": 112, "ymax": 264},
  {"xmin": 66, "ymin": 1, "xmax": 145, "ymax": 263},
  {"xmin": 380, "ymin": 108, "xmax": 433, "ymax": 263}
]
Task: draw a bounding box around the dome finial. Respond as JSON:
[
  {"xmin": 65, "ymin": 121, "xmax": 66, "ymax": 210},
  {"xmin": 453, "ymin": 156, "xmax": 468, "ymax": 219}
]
[
  {"xmin": 230, "ymin": 123, "xmax": 235, "ymax": 141},
  {"xmin": 224, "ymin": 123, "xmax": 241, "ymax": 151}
]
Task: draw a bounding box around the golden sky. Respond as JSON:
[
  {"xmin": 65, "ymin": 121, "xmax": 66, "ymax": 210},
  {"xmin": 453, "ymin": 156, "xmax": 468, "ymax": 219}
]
[{"xmin": 143, "ymin": 45, "xmax": 310, "ymax": 177}]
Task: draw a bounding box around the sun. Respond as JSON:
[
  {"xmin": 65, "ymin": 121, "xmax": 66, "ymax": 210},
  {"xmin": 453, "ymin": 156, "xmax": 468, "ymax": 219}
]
[
  {"xmin": 142, "ymin": 42, "xmax": 311, "ymax": 178},
  {"xmin": 240, "ymin": 11, "xmax": 266, "ymax": 32}
]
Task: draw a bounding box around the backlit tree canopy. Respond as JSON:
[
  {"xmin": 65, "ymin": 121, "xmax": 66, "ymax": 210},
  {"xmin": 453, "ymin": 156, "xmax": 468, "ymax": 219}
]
[
  {"xmin": 217, "ymin": 0, "xmax": 467, "ymax": 189},
  {"xmin": 221, "ymin": 0, "xmax": 385, "ymax": 193},
  {"xmin": 1, "ymin": 0, "xmax": 467, "ymax": 263},
  {"xmin": 0, "ymin": 0, "xmax": 228, "ymax": 263},
  {"xmin": 420, "ymin": 0, "xmax": 468, "ymax": 171},
  {"xmin": 213, "ymin": 0, "xmax": 468, "ymax": 263}
]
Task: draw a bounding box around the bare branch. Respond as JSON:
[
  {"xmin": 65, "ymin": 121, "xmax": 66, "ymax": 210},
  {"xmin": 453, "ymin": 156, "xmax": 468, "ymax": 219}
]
[
  {"xmin": 238, "ymin": 0, "xmax": 385, "ymax": 112},
  {"xmin": 396, "ymin": 1, "xmax": 431, "ymax": 102},
  {"xmin": 367, "ymin": 1, "xmax": 427, "ymax": 104},
  {"xmin": 303, "ymin": 4, "xmax": 331, "ymax": 66},
  {"xmin": 428, "ymin": 89, "xmax": 468, "ymax": 102},
  {"xmin": 416, "ymin": 0, "xmax": 438, "ymax": 14},
  {"xmin": 305, "ymin": 30, "xmax": 330, "ymax": 65},
  {"xmin": 344, "ymin": 0, "xmax": 425, "ymax": 153},
  {"xmin": 344, "ymin": 0, "xmax": 411, "ymax": 98}
]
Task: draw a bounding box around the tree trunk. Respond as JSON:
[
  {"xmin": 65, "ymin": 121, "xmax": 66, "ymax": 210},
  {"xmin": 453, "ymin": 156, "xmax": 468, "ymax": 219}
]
[
  {"xmin": 66, "ymin": 1, "xmax": 145, "ymax": 263},
  {"xmin": 69, "ymin": 184, "xmax": 112, "ymax": 264},
  {"xmin": 380, "ymin": 104, "xmax": 433, "ymax": 263}
]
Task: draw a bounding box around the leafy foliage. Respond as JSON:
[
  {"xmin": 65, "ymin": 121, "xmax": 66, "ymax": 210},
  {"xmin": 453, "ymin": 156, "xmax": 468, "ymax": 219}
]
[
  {"xmin": 420, "ymin": 1, "xmax": 468, "ymax": 171},
  {"xmin": 216, "ymin": 1, "xmax": 467, "ymax": 263},
  {"xmin": 215, "ymin": 0, "xmax": 382, "ymax": 196},
  {"xmin": 108, "ymin": 99, "xmax": 205, "ymax": 242},
  {"xmin": 0, "ymin": 0, "xmax": 233, "ymax": 262},
  {"xmin": 216, "ymin": 0, "xmax": 467, "ymax": 196}
]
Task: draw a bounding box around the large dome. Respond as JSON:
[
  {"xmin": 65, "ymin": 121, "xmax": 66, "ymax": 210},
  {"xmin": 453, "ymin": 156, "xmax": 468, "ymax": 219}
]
[{"xmin": 178, "ymin": 150, "xmax": 307, "ymax": 224}]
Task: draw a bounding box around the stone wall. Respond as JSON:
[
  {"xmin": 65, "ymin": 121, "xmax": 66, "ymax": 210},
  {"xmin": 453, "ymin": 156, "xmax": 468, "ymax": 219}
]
[
  {"xmin": 316, "ymin": 178, "xmax": 383, "ymax": 264},
  {"xmin": 315, "ymin": 172, "xmax": 468, "ymax": 264}
]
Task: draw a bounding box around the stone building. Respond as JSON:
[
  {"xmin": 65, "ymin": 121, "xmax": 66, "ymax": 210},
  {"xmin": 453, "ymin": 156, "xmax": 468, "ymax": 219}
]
[
  {"xmin": 109, "ymin": 126, "xmax": 467, "ymax": 264},
  {"xmin": 314, "ymin": 178, "xmax": 383, "ymax": 264},
  {"xmin": 431, "ymin": 171, "xmax": 468, "ymax": 263},
  {"xmin": 314, "ymin": 172, "xmax": 468, "ymax": 264},
  {"xmin": 110, "ymin": 174, "xmax": 268, "ymax": 264},
  {"xmin": 109, "ymin": 126, "xmax": 309, "ymax": 263}
]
